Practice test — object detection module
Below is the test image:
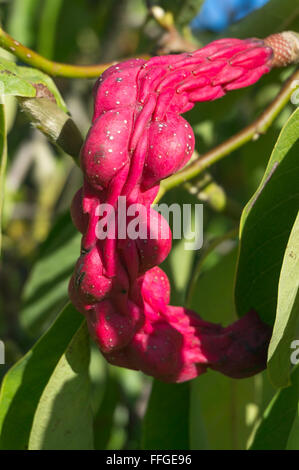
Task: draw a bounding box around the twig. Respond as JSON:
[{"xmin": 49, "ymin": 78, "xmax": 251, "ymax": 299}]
[
  {"xmin": 0, "ymin": 26, "xmax": 149, "ymax": 78},
  {"xmin": 157, "ymin": 68, "xmax": 299, "ymax": 199}
]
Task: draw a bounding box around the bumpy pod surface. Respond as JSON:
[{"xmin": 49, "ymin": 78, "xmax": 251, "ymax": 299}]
[{"xmin": 69, "ymin": 33, "xmax": 297, "ymax": 382}]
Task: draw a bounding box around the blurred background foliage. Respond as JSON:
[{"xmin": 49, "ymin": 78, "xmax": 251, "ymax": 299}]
[{"xmin": 0, "ymin": 0, "xmax": 298, "ymax": 450}]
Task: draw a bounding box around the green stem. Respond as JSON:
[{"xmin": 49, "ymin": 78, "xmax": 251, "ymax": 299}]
[
  {"xmin": 158, "ymin": 68, "xmax": 299, "ymax": 197},
  {"xmin": 0, "ymin": 26, "xmax": 149, "ymax": 78}
]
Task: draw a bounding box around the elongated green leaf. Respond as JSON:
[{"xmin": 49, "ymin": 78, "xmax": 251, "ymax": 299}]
[
  {"xmin": 21, "ymin": 211, "xmax": 80, "ymax": 335},
  {"xmin": 142, "ymin": 380, "xmax": 190, "ymax": 450},
  {"xmin": 235, "ymin": 108, "xmax": 299, "ymax": 324},
  {"xmin": 0, "ymin": 303, "xmax": 84, "ymax": 450},
  {"xmin": 248, "ymin": 364, "xmax": 299, "ymax": 450},
  {"xmin": 268, "ymin": 212, "xmax": 299, "ymax": 388},
  {"xmin": 0, "ymin": 101, "xmax": 7, "ymax": 254},
  {"xmin": 28, "ymin": 322, "xmax": 93, "ymax": 450}
]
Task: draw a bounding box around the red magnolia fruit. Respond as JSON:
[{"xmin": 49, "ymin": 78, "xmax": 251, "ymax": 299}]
[{"xmin": 70, "ymin": 32, "xmax": 299, "ymax": 382}]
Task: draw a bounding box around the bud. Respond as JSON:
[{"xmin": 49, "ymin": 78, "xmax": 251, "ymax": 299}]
[
  {"xmin": 265, "ymin": 31, "xmax": 299, "ymax": 67},
  {"xmin": 69, "ymin": 33, "xmax": 299, "ymax": 383}
]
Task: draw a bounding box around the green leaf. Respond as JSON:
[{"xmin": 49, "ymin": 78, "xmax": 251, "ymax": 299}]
[
  {"xmin": 142, "ymin": 381, "xmax": 190, "ymax": 450},
  {"xmin": 28, "ymin": 321, "xmax": 93, "ymax": 450},
  {"xmin": 17, "ymin": 66, "xmax": 67, "ymax": 112},
  {"xmin": 0, "ymin": 303, "xmax": 84, "ymax": 450},
  {"xmin": 0, "ymin": 57, "xmax": 67, "ymax": 111},
  {"xmin": 21, "ymin": 211, "xmax": 81, "ymax": 335},
  {"xmin": 0, "ymin": 101, "xmax": 7, "ymax": 254},
  {"xmin": 235, "ymin": 108, "xmax": 299, "ymax": 324},
  {"xmin": 0, "ymin": 58, "xmax": 36, "ymax": 97},
  {"xmin": 248, "ymin": 364, "xmax": 299, "ymax": 450},
  {"xmin": 268, "ymin": 212, "xmax": 299, "ymax": 388}
]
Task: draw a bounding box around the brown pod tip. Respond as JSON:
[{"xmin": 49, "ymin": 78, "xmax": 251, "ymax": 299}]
[{"xmin": 264, "ymin": 31, "xmax": 299, "ymax": 68}]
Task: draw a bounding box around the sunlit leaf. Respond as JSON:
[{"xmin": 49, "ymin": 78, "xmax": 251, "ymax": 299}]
[
  {"xmin": 17, "ymin": 66, "xmax": 67, "ymax": 112},
  {"xmin": 0, "ymin": 58, "xmax": 36, "ymax": 97},
  {"xmin": 0, "ymin": 57, "xmax": 67, "ymax": 111},
  {"xmin": 28, "ymin": 321, "xmax": 93, "ymax": 450},
  {"xmin": 268, "ymin": 212, "xmax": 299, "ymax": 388},
  {"xmin": 248, "ymin": 365, "xmax": 299, "ymax": 449},
  {"xmin": 0, "ymin": 303, "xmax": 83, "ymax": 450},
  {"xmin": 235, "ymin": 108, "xmax": 299, "ymax": 324}
]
